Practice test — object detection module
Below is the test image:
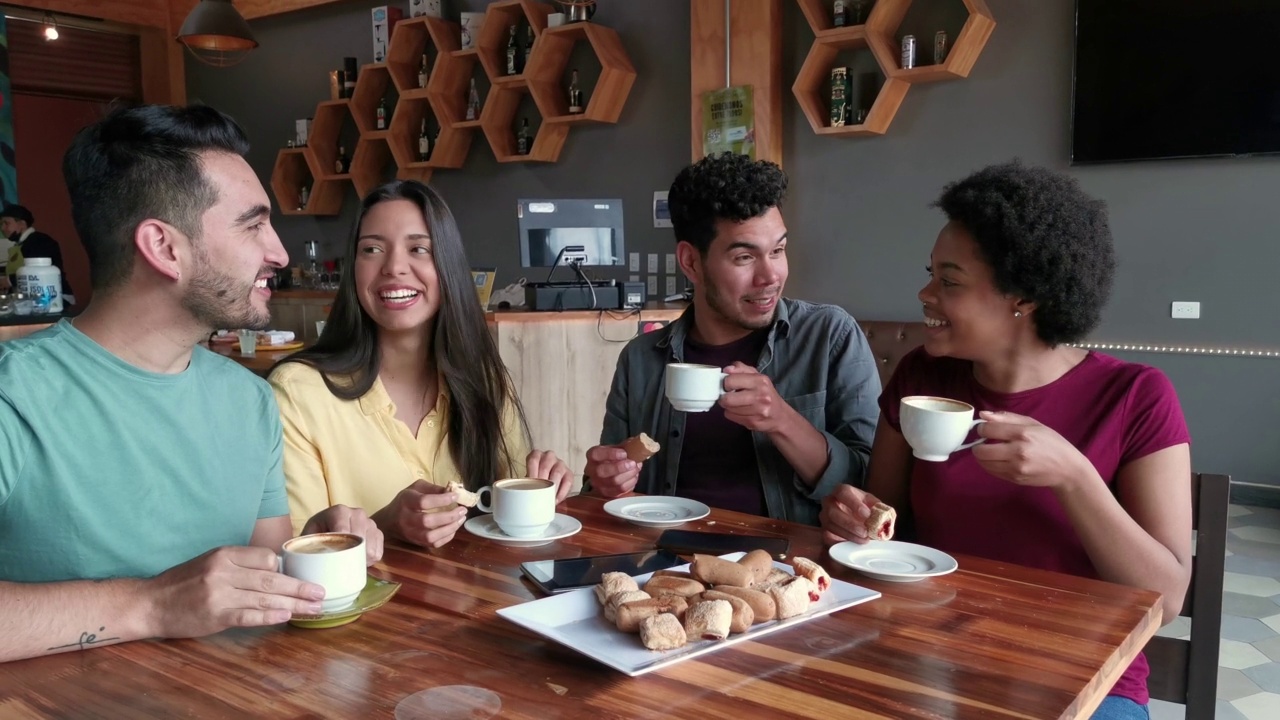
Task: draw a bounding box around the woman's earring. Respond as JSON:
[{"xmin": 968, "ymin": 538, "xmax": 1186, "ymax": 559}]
[{"xmin": 1014, "ymin": 310, "xmax": 1022, "ymax": 318}]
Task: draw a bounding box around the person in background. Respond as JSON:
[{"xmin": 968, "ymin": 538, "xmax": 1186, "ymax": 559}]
[
  {"xmin": 820, "ymin": 161, "xmax": 1191, "ymax": 720},
  {"xmin": 269, "ymin": 180, "xmax": 573, "ymax": 549},
  {"xmin": 583, "ymin": 152, "xmax": 881, "ymax": 526},
  {"xmin": 1, "ymin": 203, "xmax": 75, "ymax": 304},
  {"xmin": 0, "ymin": 103, "xmax": 382, "ymax": 664}
]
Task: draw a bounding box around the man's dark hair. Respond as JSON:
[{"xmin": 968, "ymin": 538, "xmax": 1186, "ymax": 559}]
[
  {"xmin": 2, "ymin": 204, "xmax": 34, "ymax": 226},
  {"xmin": 934, "ymin": 160, "xmax": 1116, "ymax": 346},
  {"xmin": 668, "ymin": 152, "xmax": 788, "ymax": 254},
  {"xmin": 62, "ymin": 103, "xmax": 251, "ymax": 292}
]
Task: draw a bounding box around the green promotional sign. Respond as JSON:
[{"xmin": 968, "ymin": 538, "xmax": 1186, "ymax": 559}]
[{"xmin": 701, "ymin": 85, "xmax": 755, "ymax": 159}]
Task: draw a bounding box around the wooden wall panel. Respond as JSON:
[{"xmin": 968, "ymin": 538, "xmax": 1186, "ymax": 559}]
[
  {"xmin": 8, "ymin": 0, "xmax": 167, "ymax": 29},
  {"xmin": 8, "ymin": 21, "xmax": 142, "ymax": 102},
  {"xmin": 689, "ymin": 0, "xmax": 782, "ymax": 167}
]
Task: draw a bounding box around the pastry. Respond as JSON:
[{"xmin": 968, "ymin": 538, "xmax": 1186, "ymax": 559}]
[
  {"xmin": 690, "ymin": 554, "xmax": 754, "ymax": 588},
  {"xmin": 698, "ymin": 590, "xmax": 755, "ymax": 633},
  {"xmin": 617, "ymin": 596, "xmax": 689, "ymax": 633},
  {"xmin": 768, "ymin": 577, "xmax": 812, "ymax": 620},
  {"xmin": 643, "ymin": 575, "xmax": 706, "ymax": 598},
  {"xmin": 791, "ymin": 557, "xmax": 831, "ymax": 594},
  {"xmin": 621, "ymin": 432, "xmax": 661, "ymax": 462},
  {"xmin": 604, "ymin": 590, "xmax": 650, "ymax": 624},
  {"xmin": 736, "ymin": 549, "xmax": 774, "ymax": 583},
  {"xmin": 867, "ymin": 502, "xmax": 897, "ymax": 541},
  {"xmin": 595, "ymin": 571, "xmax": 640, "ymax": 605},
  {"xmin": 708, "ymin": 585, "xmax": 776, "ymax": 623},
  {"xmin": 639, "ymin": 613, "xmax": 686, "ymax": 651},
  {"xmin": 446, "ymin": 480, "xmax": 479, "ymax": 508},
  {"xmin": 683, "ymin": 599, "xmax": 732, "ymax": 641}
]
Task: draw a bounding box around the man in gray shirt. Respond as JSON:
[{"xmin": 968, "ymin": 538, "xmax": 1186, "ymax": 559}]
[{"xmin": 584, "ymin": 153, "xmax": 880, "ymax": 526}]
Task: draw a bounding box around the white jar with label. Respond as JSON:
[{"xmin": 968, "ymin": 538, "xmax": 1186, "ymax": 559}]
[{"xmin": 16, "ymin": 258, "xmax": 62, "ymax": 314}]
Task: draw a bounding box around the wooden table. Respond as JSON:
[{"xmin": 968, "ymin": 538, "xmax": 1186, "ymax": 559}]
[
  {"xmin": 203, "ymin": 340, "xmax": 298, "ymax": 376},
  {"xmin": 0, "ymin": 497, "xmax": 1162, "ymax": 719}
]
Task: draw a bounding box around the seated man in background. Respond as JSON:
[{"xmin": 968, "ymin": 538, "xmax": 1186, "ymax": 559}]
[
  {"xmin": 584, "ymin": 152, "xmax": 881, "ymax": 526},
  {"xmin": 0, "ymin": 103, "xmax": 381, "ymax": 664}
]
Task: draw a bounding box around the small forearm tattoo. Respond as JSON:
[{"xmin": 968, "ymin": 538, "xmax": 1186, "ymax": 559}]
[{"xmin": 48, "ymin": 627, "xmax": 120, "ymax": 652}]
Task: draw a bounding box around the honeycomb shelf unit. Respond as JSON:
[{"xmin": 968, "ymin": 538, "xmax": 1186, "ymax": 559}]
[
  {"xmin": 791, "ymin": 0, "xmax": 994, "ymax": 137},
  {"xmin": 269, "ymin": 2, "xmax": 635, "ymax": 215}
]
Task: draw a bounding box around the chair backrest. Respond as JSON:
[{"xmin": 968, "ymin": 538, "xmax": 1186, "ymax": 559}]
[
  {"xmin": 858, "ymin": 321, "xmax": 929, "ymax": 387},
  {"xmin": 1145, "ymin": 472, "xmax": 1229, "ymax": 719}
]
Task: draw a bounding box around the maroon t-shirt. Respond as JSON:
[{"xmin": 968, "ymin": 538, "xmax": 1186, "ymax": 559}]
[
  {"xmin": 882, "ymin": 347, "xmax": 1190, "ymax": 705},
  {"xmin": 675, "ymin": 329, "xmax": 770, "ymax": 516}
]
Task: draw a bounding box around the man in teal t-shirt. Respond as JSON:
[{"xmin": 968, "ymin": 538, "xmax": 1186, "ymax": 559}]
[{"xmin": 0, "ymin": 104, "xmax": 384, "ymax": 664}]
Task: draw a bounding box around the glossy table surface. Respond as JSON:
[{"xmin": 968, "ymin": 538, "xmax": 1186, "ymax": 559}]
[{"xmin": 0, "ymin": 495, "xmax": 1161, "ymax": 719}]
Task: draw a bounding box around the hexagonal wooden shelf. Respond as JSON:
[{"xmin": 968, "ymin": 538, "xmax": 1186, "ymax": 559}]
[
  {"xmin": 271, "ymin": 148, "xmax": 342, "ymax": 216},
  {"xmin": 877, "ymin": 0, "xmax": 995, "ymax": 83},
  {"xmin": 269, "ymin": 0, "xmax": 632, "ymax": 214},
  {"xmin": 793, "ymin": 0, "xmax": 994, "ymax": 137},
  {"xmin": 526, "ymin": 22, "xmax": 635, "ymax": 124},
  {"xmin": 476, "ymin": 0, "xmax": 552, "ymax": 88},
  {"xmin": 797, "ymin": 0, "xmax": 874, "ymax": 33},
  {"xmin": 481, "ymin": 85, "xmax": 567, "ymax": 162}
]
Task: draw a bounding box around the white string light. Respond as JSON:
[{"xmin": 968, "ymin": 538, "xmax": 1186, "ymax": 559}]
[{"xmin": 1072, "ymin": 342, "xmax": 1280, "ymax": 358}]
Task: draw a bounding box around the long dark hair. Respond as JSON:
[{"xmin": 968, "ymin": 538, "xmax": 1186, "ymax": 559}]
[{"xmin": 277, "ymin": 180, "xmax": 529, "ymax": 489}]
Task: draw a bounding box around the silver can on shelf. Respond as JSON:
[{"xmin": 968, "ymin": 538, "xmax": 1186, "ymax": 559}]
[
  {"xmin": 901, "ymin": 34, "xmax": 917, "ymax": 70},
  {"xmin": 934, "ymin": 30, "xmax": 948, "ymax": 64}
]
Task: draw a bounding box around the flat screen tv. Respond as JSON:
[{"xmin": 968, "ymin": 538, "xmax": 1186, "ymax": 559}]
[{"xmin": 1072, "ymin": 0, "xmax": 1280, "ymax": 164}]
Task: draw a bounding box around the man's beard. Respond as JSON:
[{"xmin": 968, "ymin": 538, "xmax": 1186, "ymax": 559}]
[
  {"xmin": 704, "ymin": 279, "xmax": 776, "ymax": 331},
  {"xmin": 181, "ymin": 245, "xmax": 271, "ymax": 331}
]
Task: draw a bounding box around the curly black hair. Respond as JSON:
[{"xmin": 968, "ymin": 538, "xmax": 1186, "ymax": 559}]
[
  {"xmin": 933, "ymin": 160, "xmax": 1115, "ymax": 346},
  {"xmin": 668, "ymin": 152, "xmax": 788, "ymax": 254}
]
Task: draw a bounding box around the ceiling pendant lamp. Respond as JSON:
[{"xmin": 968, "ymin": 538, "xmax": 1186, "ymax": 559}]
[{"xmin": 177, "ymin": 0, "xmax": 258, "ymax": 68}]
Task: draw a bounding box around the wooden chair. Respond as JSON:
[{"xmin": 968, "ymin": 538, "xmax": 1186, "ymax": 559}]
[{"xmin": 1145, "ymin": 472, "xmax": 1230, "ymax": 719}]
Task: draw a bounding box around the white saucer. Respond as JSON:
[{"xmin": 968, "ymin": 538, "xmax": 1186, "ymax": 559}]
[
  {"xmin": 463, "ymin": 513, "xmax": 582, "ymax": 548},
  {"xmin": 602, "ymin": 496, "xmax": 711, "ymax": 528},
  {"xmin": 828, "ymin": 540, "xmax": 958, "ymax": 582}
]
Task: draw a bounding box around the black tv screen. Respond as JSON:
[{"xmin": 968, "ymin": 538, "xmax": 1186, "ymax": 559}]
[{"xmin": 1072, "ymin": 1, "xmax": 1280, "ymax": 164}]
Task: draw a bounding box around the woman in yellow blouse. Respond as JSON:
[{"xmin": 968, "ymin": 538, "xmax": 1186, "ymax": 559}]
[{"xmin": 269, "ymin": 180, "xmax": 573, "ymax": 547}]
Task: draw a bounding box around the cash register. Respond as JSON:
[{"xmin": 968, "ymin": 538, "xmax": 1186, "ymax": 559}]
[{"xmin": 517, "ymin": 198, "xmax": 646, "ymax": 311}]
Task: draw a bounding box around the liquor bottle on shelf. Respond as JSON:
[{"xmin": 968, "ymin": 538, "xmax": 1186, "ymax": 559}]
[
  {"xmin": 524, "ymin": 25, "xmax": 535, "ymax": 69},
  {"xmin": 516, "ymin": 117, "xmax": 531, "ymax": 155},
  {"xmin": 506, "ymin": 24, "xmax": 521, "ymax": 75},
  {"xmin": 335, "ymin": 144, "xmax": 349, "ymax": 174},
  {"xmin": 833, "ymin": 0, "xmax": 846, "ymax": 27},
  {"xmin": 568, "ymin": 69, "xmax": 584, "ymax": 114},
  {"xmin": 303, "ymin": 240, "xmax": 321, "ymax": 288},
  {"xmin": 852, "ymin": 0, "xmax": 866, "ymax": 24},
  {"xmin": 376, "ymin": 96, "xmax": 388, "ymax": 130},
  {"xmin": 298, "ymin": 184, "xmax": 310, "ymax": 211},
  {"xmin": 418, "ymin": 118, "xmax": 432, "ymax": 162},
  {"xmin": 417, "ymin": 54, "xmax": 430, "ymax": 88},
  {"xmin": 465, "ymin": 77, "xmax": 481, "ymax": 120}
]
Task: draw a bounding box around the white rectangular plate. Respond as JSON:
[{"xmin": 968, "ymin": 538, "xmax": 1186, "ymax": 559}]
[{"xmin": 497, "ymin": 552, "xmax": 881, "ymax": 677}]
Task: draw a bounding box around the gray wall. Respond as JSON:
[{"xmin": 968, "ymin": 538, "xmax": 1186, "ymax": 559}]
[{"xmin": 189, "ymin": 0, "xmax": 1280, "ymax": 487}]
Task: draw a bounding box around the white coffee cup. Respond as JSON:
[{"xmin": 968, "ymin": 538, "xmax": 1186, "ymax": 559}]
[
  {"xmin": 475, "ymin": 478, "xmax": 556, "ymax": 538},
  {"xmin": 665, "ymin": 363, "xmax": 727, "ymax": 412},
  {"xmin": 279, "ymin": 532, "xmax": 366, "ymax": 613},
  {"xmin": 547, "ymin": 12, "xmax": 566, "ymax": 27},
  {"xmin": 900, "ymin": 396, "xmax": 987, "ymax": 462}
]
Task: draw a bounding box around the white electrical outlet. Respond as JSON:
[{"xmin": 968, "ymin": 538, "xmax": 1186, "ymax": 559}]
[
  {"xmin": 629, "ymin": 274, "xmax": 640, "ymax": 283},
  {"xmin": 647, "ymin": 276, "xmax": 658, "ymax": 297},
  {"xmin": 629, "ymin": 252, "xmax": 640, "ymax": 272},
  {"xmin": 665, "ymin": 276, "xmax": 677, "ymax": 296},
  {"xmin": 647, "ymin": 253, "xmax": 659, "ymax": 273},
  {"xmin": 1171, "ymin": 301, "xmax": 1200, "ymax": 319},
  {"xmin": 665, "ymin": 253, "xmax": 676, "ymax": 274}
]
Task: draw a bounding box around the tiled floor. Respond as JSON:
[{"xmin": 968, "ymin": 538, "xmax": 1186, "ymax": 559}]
[{"xmin": 1149, "ymin": 504, "xmax": 1280, "ymax": 720}]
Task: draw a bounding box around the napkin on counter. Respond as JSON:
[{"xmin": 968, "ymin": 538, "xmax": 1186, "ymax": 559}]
[{"xmin": 260, "ymin": 330, "xmax": 295, "ymax": 345}]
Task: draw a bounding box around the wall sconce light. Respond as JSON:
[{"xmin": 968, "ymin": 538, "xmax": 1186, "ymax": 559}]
[
  {"xmin": 177, "ymin": 0, "xmax": 258, "ymax": 68},
  {"xmin": 42, "ymin": 12, "xmax": 59, "ymax": 41}
]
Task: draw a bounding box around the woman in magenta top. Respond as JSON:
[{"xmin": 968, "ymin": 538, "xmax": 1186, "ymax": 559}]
[{"xmin": 821, "ymin": 161, "xmax": 1191, "ymax": 720}]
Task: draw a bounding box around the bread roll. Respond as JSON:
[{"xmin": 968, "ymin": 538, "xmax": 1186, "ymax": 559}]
[
  {"xmin": 617, "ymin": 596, "xmax": 689, "ymax": 633},
  {"xmin": 737, "ymin": 549, "xmax": 774, "ymax": 583},
  {"xmin": 764, "ymin": 567, "xmax": 792, "ymax": 585},
  {"xmin": 791, "ymin": 557, "xmax": 831, "ymax": 594},
  {"xmin": 643, "ymin": 575, "xmax": 705, "ymax": 598},
  {"xmin": 603, "ymin": 590, "xmax": 650, "ymax": 623},
  {"xmin": 867, "ymin": 502, "xmax": 897, "ymax": 541},
  {"xmin": 683, "ymin": 599, "xmax": 732, "ymax": 641},
  {"xmin": 639, "ymin": 613, "xmax": 686, "ymax": 651},
  {"xmin": 768, "ymin": 577, "xmax": 813, "ymax": 620},
  {"xmin": 595, "ymin": 571, "xmax": 639, "ymax": 604},
  {"xmin": 622, "ymin": 433, "xmax": 661, "ymax": 462},
  {"xmin": 652, "ymin": 569, "xmax": 694, "ymax": 580},
  {"xmin": 708, "ymin": 585, "xmax": 776, "ymax": 623},
  {"xmin": 690, "ymin": 554, "xmax": 754, "ymax": 588},
  {"xmin": 698, "ymin": 590, "xmax": 755, "ymax": 633}
]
